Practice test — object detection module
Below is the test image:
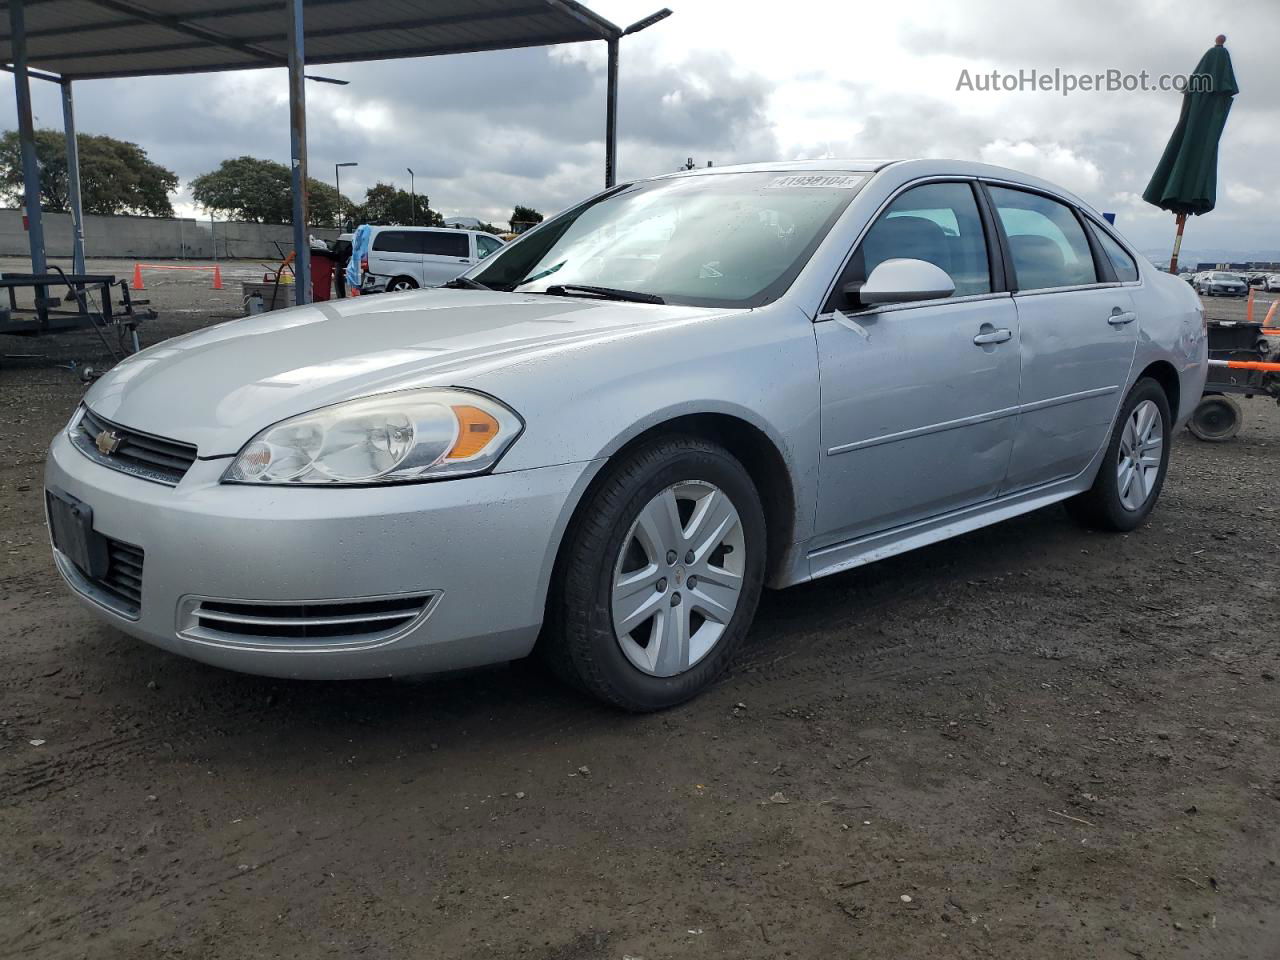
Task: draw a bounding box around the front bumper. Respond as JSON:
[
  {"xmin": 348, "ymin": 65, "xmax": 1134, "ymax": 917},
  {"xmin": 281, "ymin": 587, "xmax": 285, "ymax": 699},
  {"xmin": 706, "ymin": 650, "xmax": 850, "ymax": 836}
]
[{"xmin": 45, "ymin": 429, "xmax": 599, "ymax": 679}]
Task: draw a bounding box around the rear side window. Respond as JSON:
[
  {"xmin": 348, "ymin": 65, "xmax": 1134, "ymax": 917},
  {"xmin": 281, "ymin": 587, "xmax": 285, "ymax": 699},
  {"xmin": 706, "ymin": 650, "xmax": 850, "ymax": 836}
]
[
  {"xmin": 1093, "ymin": 226, "xmax": 1139, "ymax": 282},
  {"xmin": 854, "ymin": 181, "xmax": 992, "ymax": 297},
  {"xmin": 987, "ymin": 186, "xmax": 1098, "ymax": 290},
  {"xmin": 422, "ymin": 231, "xmax": 469, "ymax": 257},
  {"xmin": 372, "ymin": 230, "xmax": 420, "ymax": 254}
]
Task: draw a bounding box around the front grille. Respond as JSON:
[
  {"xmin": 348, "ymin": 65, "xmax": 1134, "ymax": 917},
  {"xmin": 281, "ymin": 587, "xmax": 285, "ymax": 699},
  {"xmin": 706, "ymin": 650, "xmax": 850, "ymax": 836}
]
[
  {"xmin": 71, "ymin": 406, "xmax": 198, "ymax": 485},
  {"xmin": 180, "ymin": 594, "xmax": 436, "ymax": 650}
]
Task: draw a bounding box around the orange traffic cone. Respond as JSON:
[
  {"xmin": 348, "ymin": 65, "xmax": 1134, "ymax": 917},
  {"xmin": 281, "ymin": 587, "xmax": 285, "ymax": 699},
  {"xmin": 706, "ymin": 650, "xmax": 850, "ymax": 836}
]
[
  {"xmin": 132, "ymin": 263, "xmax": 144, "ymax": 289},
  {"xmin": 212, "ymin": 264, "xmax": 223, "ymax": 290}
]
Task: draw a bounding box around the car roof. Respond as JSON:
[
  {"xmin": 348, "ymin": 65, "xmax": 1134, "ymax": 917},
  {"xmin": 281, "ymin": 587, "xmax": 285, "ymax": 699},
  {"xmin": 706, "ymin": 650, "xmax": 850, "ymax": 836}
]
[
  {"xmin": 648, "ymin": 157, "xmax": 1105, "ymax": 221},
  {"xmin": 367, "ymin": 225, "xmax": 482, "ymax": 235},
  {"xmin": 654, "ymin": 158, "xmax": 902, "ymax": 177}
]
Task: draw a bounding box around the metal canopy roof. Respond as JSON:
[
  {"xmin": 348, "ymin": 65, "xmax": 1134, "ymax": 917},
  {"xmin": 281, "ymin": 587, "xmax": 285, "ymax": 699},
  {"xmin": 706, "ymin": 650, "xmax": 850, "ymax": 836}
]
[{"xmin": 0, "ymin": 0, "xmax": 623, "ymax": 80}]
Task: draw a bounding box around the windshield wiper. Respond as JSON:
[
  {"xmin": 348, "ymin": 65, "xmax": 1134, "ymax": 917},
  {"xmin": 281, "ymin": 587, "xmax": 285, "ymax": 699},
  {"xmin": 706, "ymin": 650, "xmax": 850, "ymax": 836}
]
[
  {"xmin": 543, "ymin": 284, "xmax": 665, "ymax": 305},
  {"xmin": 512, "ymin": 261, "xmax": 566, "ymax": 288},
  {"xmin": 441, "ymin": 276, "xmax": 491, "ymax": 290}
]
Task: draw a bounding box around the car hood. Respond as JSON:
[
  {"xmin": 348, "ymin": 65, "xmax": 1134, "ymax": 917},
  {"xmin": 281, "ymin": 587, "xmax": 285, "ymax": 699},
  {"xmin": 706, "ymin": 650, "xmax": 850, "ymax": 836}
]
[{"xmin": 84, "ymin": 290, "xmax": 736, "ymax": 456}]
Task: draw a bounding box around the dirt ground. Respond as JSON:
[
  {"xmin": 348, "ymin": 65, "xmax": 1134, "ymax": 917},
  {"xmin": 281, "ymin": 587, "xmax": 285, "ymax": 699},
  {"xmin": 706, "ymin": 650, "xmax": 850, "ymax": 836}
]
[{"xmin": 2, "ymin": 269, "xmax": 1278, "ymax": 960}]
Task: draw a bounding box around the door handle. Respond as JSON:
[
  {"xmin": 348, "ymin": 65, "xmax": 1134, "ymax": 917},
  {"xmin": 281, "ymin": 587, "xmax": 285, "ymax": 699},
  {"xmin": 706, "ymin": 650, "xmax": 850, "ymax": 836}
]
[
  {"xmin": 1108, "ymin": 310, "xmax": 1136, "ymax": 325},
  {"xmin": 973, "ymin": 328, "xmax": 1012, "ymax": 345},
  {"xmin": 457, "ymin": 259, "xmax": 470, "ymax": 263}
]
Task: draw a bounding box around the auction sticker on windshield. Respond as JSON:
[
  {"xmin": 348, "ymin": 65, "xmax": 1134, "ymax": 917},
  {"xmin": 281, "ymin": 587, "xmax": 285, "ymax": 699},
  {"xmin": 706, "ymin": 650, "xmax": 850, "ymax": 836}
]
[{"xmin": 766, "ymin": 174, "xmax": 865, "ymax": 189}]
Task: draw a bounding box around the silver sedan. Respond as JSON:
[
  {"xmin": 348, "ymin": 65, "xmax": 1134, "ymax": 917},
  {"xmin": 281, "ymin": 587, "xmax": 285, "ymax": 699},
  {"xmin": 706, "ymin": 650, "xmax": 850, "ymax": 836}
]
[{"xmin": 45, "ymin": 159, "xmax": 1207, "ymax": 710}]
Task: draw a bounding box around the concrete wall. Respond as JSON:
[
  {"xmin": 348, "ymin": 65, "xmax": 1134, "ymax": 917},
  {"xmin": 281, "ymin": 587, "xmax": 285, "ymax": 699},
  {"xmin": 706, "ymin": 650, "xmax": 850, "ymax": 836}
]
[{"xmin": 0, "ymin": 208, "xmax": 339, "ymax": 261}]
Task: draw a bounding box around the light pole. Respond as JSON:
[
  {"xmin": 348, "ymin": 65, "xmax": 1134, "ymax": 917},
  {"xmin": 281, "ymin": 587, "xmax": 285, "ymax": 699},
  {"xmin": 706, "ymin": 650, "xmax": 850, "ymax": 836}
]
[
  {"xmin": 407, "ymin": 167, "xmax": 415, "ymax": 226},
  {"xmin": 335, "ymin": 161, "xmax": 357, "ymax": 230}
]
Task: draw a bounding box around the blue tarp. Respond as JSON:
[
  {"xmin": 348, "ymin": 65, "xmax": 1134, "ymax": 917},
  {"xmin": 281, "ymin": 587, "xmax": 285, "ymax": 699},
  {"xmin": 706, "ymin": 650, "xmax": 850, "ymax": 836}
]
[{"xmin": 345, "ymin": 224, "xmax": 372, "ymax": 291}]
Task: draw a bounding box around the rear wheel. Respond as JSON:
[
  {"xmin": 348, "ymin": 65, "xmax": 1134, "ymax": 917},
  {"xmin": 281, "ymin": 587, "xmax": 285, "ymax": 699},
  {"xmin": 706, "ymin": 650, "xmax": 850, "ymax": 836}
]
[
  {"xmin": 543, "ymin": 435, "xmax": 766, "ymax": 711},
  {"xmin": 387, "ymin": 276, "xmax": 418, "ymax": 292},
  {"xmin": 1066, "ymin": 378, "xmax": 1171, "ymax": 532},
  {"xmin": 1187, "ymin": 394, "xmax": 1242, "ymax": 442}
]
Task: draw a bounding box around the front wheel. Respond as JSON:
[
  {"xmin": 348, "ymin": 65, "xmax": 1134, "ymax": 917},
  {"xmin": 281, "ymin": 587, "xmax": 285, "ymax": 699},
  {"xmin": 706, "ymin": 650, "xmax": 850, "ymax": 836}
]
[
  {"xmin": 1066, "ymin": 378, "xmax": 1172, "ymax": 532},
  {"xmin": 542, "ymin": 435, "xmax": 766, "ymax": 711}
]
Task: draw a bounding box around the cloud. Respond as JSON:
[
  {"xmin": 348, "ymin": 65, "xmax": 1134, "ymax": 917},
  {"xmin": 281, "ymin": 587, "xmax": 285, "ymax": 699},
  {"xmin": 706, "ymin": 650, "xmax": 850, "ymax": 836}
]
[
  {"xmin": 1226, "ymin": 183, "xmax": 1265, "ymax": 205},
  {"xmin": 0, "ymin": 0, "xmax": 1274, "ymax": 261},
  {"xmin": 978, "ymin": 140, "xmax": 1103, "ymax": 195},
  {"xmin": 0, "ymin": 40, "xmax": 776, "ymax": 225}
]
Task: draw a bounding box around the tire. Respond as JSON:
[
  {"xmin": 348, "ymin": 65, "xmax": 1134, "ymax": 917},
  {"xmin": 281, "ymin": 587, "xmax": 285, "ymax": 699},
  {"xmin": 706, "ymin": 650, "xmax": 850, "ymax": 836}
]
[
  {"xmin": 542, "ymin": 435, "xmax": 766, "ymax": 711},
  {"xmin": 1187, "ymin": 394, "xmax": 1242, "ymax": 442},
  {"xmin": 387, "ymin": 276, "xmax": 418, "ymax": 292},
  {"xmin": 1066, "ymin": 377, "xmax": 1172, "ymax": 532}
]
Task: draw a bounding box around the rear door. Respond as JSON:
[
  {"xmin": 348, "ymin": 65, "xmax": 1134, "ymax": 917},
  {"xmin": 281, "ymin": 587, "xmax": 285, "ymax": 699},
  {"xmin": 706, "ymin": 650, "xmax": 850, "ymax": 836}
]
[
  {"xmin": 420, "ymin": 230, "xmax": 473, "ymax": 285},
  {"xmin": 368, "ymin": 229, "xmax": 425, "ymax": 284},
  {"xmin": 985, "ymin": 184, "xmax": 1138, "ymax": 491}
]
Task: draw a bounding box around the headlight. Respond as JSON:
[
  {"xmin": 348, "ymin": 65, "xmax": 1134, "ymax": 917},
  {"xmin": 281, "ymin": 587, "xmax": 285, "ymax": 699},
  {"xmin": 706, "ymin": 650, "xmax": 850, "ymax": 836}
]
[{"xmin": 223, "ymin": 388, "xmax": 522, "ymax": 485}]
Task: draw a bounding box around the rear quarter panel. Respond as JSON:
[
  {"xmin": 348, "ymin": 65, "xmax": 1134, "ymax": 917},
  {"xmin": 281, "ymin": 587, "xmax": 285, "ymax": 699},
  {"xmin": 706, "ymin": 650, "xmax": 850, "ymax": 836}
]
[{"xmin": 1132, "ymin": 265, "xmax": 1208, "ymax": 428}]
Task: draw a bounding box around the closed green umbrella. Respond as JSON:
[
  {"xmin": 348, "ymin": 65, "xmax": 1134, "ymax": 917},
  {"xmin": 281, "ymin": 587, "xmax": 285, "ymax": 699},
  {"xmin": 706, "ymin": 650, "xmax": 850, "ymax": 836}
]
[{"xmin": 1142, "ymin": 35, "xmax": 1238, "ymax": 274}]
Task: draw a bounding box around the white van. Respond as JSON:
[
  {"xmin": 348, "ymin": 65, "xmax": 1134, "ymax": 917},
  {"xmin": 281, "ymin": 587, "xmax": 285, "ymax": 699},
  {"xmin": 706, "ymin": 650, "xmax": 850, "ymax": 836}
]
[{"xmin": 358, "ymin": 226, "xmax": 505, "ymax": 293}]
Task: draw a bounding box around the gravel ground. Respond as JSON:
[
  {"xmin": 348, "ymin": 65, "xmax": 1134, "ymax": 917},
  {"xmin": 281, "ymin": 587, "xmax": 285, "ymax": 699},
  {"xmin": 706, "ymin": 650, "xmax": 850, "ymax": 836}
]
[{"xmin": 1, "ymin": 272, "xmax": 1278, "ymax": 960}]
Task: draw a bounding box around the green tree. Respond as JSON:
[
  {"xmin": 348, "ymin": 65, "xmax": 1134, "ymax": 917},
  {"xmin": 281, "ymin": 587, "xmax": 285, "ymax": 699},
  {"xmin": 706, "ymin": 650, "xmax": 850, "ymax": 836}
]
[
  {"xmin": 191, "ymin": 155, "xmax": 345, "ymax": 226},
  {"xmin": 509, "ymin": 205, "xmax": 544, "ymax": 231},
  {"xmin": 355, "ymin": 181, "xmax": 441, "ymax": 226},
  {"xmin": 0, "ymin": 129, "xmax": 177, "ymax": 216}
]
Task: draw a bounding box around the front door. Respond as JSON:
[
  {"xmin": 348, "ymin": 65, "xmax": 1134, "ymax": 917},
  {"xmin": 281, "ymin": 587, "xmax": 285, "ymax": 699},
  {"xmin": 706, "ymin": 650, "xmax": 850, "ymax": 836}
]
[{"xmin": 813, "ymin": 180, "xmax": 1022, "ymax": 549}]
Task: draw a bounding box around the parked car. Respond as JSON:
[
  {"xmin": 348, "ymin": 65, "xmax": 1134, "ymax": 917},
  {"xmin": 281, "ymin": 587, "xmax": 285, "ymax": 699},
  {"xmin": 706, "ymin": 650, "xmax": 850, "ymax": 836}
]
[
  {"xmin": 1178, "ymin": 272, "xmax": 1194, "ymax": 284},
  {"xmin": 357, "ymin": 226, "xmax": 505, "ymax": 293},
  {"xmin": 45, "ymin": 159, "xmax": 1207, "ymax": 710},
  {"xmin": 1247, "ymin": 274, "xmax": 1268, "ymax": 287},
  {"xmin": 1268, "ymin": 275, "xmax": 1280, "ymax": 292},
  {"xmin": 1195, "ymin": 271, "xmax": 1249, "ymax": 297}
]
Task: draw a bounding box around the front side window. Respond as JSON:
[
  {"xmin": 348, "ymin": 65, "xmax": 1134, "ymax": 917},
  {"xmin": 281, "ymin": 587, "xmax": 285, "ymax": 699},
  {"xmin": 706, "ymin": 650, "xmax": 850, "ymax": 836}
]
[
  {"xmin": 1093, "ymin": 226, "xmax": 1139, "ymax": 282},
  {"xmin": 850, "ymin": 181, "xmax": 993, "ymax": 298},
  {"xmin": 470, "ymin": 171, "xmax": 867, "ymax": 308},
  {"xmin": 988, "ymin": 186, "xmax": 1097, "ymax": 290},
  {"xmin": 422, "ymin": 232, "xmax": 469, "ymax": 258},
  {"xmin": 476, "ymin": 235, "xmax": 502, "ymax": 259}
]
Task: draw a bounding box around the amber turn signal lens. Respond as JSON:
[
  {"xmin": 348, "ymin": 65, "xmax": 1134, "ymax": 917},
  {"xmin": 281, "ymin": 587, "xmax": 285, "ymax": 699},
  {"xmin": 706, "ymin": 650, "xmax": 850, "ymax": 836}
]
[{"xmin": 446, "ymin": 405, "xmax": 500, "ymax": 460}]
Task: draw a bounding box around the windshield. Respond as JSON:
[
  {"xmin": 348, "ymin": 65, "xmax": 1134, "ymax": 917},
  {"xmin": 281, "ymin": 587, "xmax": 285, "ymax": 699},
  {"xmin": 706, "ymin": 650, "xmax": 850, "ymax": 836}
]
[
  {"xmin": 470, "ymin": 171, "xmax": 867, "ymax": 308},
  {"xmin": 1211, "ymin": 272, "xmax": 1238, "ymax": 280}
]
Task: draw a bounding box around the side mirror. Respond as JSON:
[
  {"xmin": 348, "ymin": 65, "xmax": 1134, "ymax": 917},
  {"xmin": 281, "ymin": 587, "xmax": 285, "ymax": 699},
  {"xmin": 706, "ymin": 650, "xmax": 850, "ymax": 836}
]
[{"xmin": 858, "ymin": 258, "xmax": 955, "ymax": 306}]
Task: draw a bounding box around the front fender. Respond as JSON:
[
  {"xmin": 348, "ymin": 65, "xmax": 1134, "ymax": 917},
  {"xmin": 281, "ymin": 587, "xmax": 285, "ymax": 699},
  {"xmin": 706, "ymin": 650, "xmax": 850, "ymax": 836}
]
[{"xmin": 472, "ymin": 303, "xmax": 822, "ymax": 547}]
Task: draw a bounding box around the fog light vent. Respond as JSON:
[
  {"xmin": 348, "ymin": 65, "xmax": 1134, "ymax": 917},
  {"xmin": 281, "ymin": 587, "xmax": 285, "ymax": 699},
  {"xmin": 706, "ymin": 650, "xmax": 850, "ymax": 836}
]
[{"xmin": 179, "ymin": 593, "xmax": 437, "ymax": 651}]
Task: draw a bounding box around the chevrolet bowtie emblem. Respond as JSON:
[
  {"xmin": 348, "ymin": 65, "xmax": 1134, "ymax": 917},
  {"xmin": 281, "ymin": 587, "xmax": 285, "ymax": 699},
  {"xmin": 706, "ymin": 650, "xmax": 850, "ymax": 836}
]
[{"xmin": 95, "ymin": 429, "xmax": 122, "ymax": 456}]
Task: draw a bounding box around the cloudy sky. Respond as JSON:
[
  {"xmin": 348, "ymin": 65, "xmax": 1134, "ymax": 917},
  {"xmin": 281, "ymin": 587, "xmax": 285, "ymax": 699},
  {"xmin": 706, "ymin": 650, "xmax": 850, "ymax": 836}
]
[{"xmin": 2, "ymin": 0, "xmax": 1276, "ymax": 259}]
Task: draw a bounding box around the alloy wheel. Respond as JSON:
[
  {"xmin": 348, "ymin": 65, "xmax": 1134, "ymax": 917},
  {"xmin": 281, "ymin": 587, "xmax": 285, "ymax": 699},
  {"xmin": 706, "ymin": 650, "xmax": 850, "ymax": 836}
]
[
  {"xmin": 610, "ymin": 480, "xmax": 746, "ymax": 677},
  {"xmin": 1116, "ymin": 399, "xmax": 1163, "ymax": 511}
]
